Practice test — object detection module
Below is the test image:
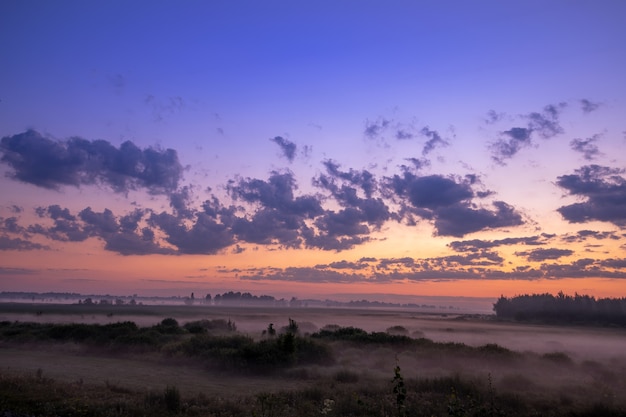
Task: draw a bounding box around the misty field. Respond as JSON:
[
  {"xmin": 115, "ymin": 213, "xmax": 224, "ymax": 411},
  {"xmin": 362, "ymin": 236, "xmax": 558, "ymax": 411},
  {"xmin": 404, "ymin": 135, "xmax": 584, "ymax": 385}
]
[{"xmin": 1, "ymin": 303, "xmax": 625, "ymax": 416}]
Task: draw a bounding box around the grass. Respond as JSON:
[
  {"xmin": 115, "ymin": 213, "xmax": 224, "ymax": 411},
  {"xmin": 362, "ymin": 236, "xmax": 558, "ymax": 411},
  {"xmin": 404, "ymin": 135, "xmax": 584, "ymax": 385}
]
[{"xmin": 1, "ymin": 305, "xmax": 626, "ymax": 416}]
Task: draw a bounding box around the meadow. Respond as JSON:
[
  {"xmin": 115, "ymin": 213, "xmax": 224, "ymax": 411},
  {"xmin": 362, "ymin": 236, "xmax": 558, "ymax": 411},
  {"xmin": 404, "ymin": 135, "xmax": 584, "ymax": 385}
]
[{"xmin": 1, "ymin": 302, "xmax": 625, "ymax": 416}]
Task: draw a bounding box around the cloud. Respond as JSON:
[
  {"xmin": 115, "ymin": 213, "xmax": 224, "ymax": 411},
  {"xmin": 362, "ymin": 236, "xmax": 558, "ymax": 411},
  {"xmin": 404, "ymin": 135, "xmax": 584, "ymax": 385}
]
[
  {"xmin": 103, "ymin": 228, "xmax": 175, "ymax": 256},
  {"xmin": 433, "ymin": 201, "xmax": 524, "ymax": 237},
  {"xmin": 490, "ymin": 127, "xmax": 533, "ymax": 164},
  {"xmin": 570, "ymin": 134, "xmax": 601, "ymax": 160},
  {"xmin": 27, "ymin": 204, "xmax": 175, "ymax": 255},
  {"xmin": 270, "ymin": 136, "xmax": 297, "ymax": 162},
  {"xmin": 527, "ymin": 103, "xmax": 566, "ymax": 139},
  {"xmin": 515, "ymin": 247, "xmax": 574, "ymax": 262},
  {"xmin": 149, "ymin": 211, "xmax": 233, "ymax": 254},
  {"xmin": 319, "ymin": 260, "xmax": 371, "ymax": 270},
  {"xmin": 448, "ymin": 234, "xmax": 552, "ymax": 252},
  {"xmin": 228, "ymin": 171, "xmax": 322, "ymax": 215},
  {"xmin": 420, "ymin": 127, "xmax": 449, "ymax": 155},
  {"xmin": 600, "ymin": 258, "xmax": 626, "ymax": 269},
  {"xmin": 241, "ymin": 266, "xmax": 366, "ymax": 283},
  {"xmin": 228, "ymin": 171, "xmax": 383, "ymax": 250},
  {"xmin": 231, "ymin": 208, "xmax": 303, "ymax": 248},
  {"xmin": 386, "ymin": 172, "xmax": 523, "ymax": 236},
  {"xmin": 389, "ymin": 173, "xmax": 473, "ymax": 209},
  {"xmin": 363, "ymin": 117, "xmax": 392, "ymax": 139},
  {"xmin": 561, "ymin": 229, "xmax": 619, "ymax": 243},
  {"xmin": 144, "ymin": 94, "xmax": 184, "ymax": 122},
  {"xmin": 0, "ymin": 235, "xmax": 49, "ymax": 251},
  {"xmin": 556, "ymin": 165, "xmax": 626, "ymax": 226},
  {"xmin": 0, "ymin": 130, "xmax": 183, "ymax": 194},
  {"xmin": 489, "ymin": 103, "xmax": 566, "ymax": 164},
  {"xmin": 484, "ymin": 109, "xmax": 505, "ymax": 124},
  {"xmin": 169, "ymin": 186, "xmax": 194, "ymax": 218},
  {"xmin": 235, "ymin": 248, "xmax": 626, "ymax": 283},
  {"xmin": 318, "ymin": 160, "xmax": 377, "ymax": 197},
  {"xmin": 580, "ymin": 99, "xmax": 601, "ymax": 114}
]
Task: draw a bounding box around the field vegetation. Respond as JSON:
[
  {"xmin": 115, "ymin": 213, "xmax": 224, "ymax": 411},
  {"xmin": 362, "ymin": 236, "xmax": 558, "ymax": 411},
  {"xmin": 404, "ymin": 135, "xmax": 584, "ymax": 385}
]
[{"xmin": 1, "ymin": 303, "xmax": 625, "ymax": 416}]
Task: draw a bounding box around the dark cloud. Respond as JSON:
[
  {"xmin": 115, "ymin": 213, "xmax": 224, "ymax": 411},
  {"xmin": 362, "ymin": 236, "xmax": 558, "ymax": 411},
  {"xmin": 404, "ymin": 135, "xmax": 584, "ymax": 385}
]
[
  {"xmin": 0, "ymin": 130, "xmax": 183, "ymax": 194},
  {"xmin": 149, "ymin": 211, "xmax": 233, "ymax": 254},
  {"xmin": 600, "ymin": 258, "xmax": 626, "ymax": 269},
  {"xmin": 427, "ymin": 250, "xmax": 504, "ymax": 267},
  {"xmin": 2, "ymin": 217, "xmax": 24, "ymax": 234},
  {"xmin": 570, "ymin": 134, "xmax": 601, "ymax": 160},
  {"xmin": 515, "ymin": 247, "xmax": 574, "ymax": 262},
  {"xmin": 377, "ymin": 257, "xmax": 415, "ymax": 270},
  {"xmin": 402, "ymin": 157, "xmax": 430, "ymax": 171},
  {"xmin": 580, "ymin": 99, "xmax": 601, "ymax": 114},
  {"xmin": 236, "ymin": 250, "xmax": 626, "ymax": 283},
  {"xmin": 0, "ymin": 235, "xmax": 49, "ymax": 251},
  {"xmin": 484, "ymin": 110, "xmax": 505, "ymax": 124},
  {"xmin": 490, "ymin": 127, "xmax": 533, "ymax": 164},
  {"xmin": 316, "ymin": 260, "xmax": 370, "ymax": 270},
  {"xmin": 231, "ymin": 208, "xmax": 303, "ymax": 248},
  {"xmin": 46, "ymin": 205, "xmax": 76, "ymax": 221},
  {"xmin": 363, "ymin": 117, "xmax": 392, "ymax": 139},
  {"xmin": 434, "ymin": 201, "xmax": 523, "ymax": 237},
  {"xmin": 449, "ymin": 234, "xmax": 552, "ymax": 252},
  {"xmin": 144, "ymin": 94, "xmax": 184, "ymax": 122},
  {"xmin": 318, "ymin": 160, "xmax": 377, "ymax": 198},
  {"xmin": 389, "ymin": 173, "xmax": 473, "ymax": 209},
  {"xmin": 556, "ymin": 165, "xmax": 626, "ymax": 226},
  {"xmin": 270, "ymin": 136, "xmax": 297, "ymax": 162},
  {"xmin": 26, "ymin": 205, "xmax": 175, "ymax": 255},
  {"xmin": 169, "ymin": 186, "xmax": 194, "ymax": 218},
  {"xmin": 489, "ymin": 103, "xmax": 565, "ymax": 164},
  {"xmin": 241, "ymin": 266, "xmax": 365, "ymax": 283},
  {"xmin": 395, "ymin": 129, "xmax": 415, "ymax": 140},
  {"xmin": 103, "ymin": 228, "xmax": 175, "ymax": 256},
  {"xmin": 561, "ymin": 229, "xmax": 619, "ymax": 243},
  {"xmin": 420, "ymin": 127, "xmax": 449, "ymax": 155},
  {"xmin": 527, "ymin": 103, "xmax": 566, "ymax": 139},
  {"xmin": 228, "ymin": 171, "xmax": 322, "ymax": 216},
  {"xmin": 387, "ymin": 172, "xmax": 523, "ymax": 236},
  {"xmin": 79, "ymin": 207, "xmax": 119, "ymax": 235}
]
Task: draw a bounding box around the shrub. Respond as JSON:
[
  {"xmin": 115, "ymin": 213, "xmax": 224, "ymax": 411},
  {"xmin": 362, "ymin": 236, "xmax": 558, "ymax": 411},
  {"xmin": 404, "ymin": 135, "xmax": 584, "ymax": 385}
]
[
  {"xmin": 163, "ymin": 385, "xmax": 181, "ymax": 412},
  {"xmin": 542, "ymin": 351, "xmax": 573, "ymax": 364},
  {"xmin": 386, "ymin": 325, "xmax": 409, "ymax": 336},
  {"xmin": 334, "ymin": 369, "xmax": 359, "ymax": 383}
]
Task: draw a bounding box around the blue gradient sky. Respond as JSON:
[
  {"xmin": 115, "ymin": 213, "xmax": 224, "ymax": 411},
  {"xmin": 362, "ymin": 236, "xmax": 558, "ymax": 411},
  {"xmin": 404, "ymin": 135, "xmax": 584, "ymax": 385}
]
[{"xmin": 1, "ymin": 1, "xmax": 625, "ymax": 300}]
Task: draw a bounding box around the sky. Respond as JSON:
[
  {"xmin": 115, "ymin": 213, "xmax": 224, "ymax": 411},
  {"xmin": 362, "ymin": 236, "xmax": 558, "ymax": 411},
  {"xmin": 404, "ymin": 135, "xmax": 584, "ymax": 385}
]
[{"xmin": 1, "ymin": 1, "xmax": 625, "ymax": 302}]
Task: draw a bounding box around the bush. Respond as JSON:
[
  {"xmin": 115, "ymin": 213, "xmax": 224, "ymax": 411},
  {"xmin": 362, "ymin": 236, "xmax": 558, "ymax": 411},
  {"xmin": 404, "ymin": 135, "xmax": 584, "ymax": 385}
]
[
  {"xmin": 334, "ymin": 369, "xmax": 359, "ymax": 383},
  {"xmin": 386, "ymin": 325, "xmax": 409, "ymax": 335},
  {"xmin": 542, "ymin": 351, "xmax": 573, "ymax": 364}
]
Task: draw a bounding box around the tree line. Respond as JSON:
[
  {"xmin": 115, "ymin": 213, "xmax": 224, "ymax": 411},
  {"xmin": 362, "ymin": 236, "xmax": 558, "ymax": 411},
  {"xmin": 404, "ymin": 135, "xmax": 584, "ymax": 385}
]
[{"xmin": 493, "ymin": 292, "xmax": 626, "ymax": 326}]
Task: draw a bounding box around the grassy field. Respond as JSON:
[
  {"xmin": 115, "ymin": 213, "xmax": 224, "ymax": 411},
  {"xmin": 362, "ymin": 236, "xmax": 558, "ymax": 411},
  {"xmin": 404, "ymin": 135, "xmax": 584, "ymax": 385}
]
[{"xmin": 1, "ymin": 302, "xmax": 625, "ymax": 416}]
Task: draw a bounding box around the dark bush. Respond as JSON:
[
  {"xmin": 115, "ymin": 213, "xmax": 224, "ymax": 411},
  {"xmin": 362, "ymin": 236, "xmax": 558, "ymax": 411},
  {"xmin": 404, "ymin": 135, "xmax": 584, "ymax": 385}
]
[
  {"xmin": 183, "ymin": 319, "xmax": 235, "ymax": 334},
  {"xmin": 386, "ymin": 325, "xmax": 409, "ymax": 335},
  {"xmin": 542, "ymin": 351, "xmax": 573, "ymax": 364},
  {"xmin": 312, "ymin": 326, "xmax": 413, "ymax": 346},
  {"xmin": 153, "ymin": 318, "xmax": 185, "ymax": 334}
]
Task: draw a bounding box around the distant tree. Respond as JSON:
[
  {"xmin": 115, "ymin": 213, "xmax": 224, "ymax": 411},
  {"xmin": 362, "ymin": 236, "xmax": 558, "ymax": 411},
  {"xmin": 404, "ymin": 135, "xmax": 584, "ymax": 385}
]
[{"xmin": 493, "ymin": 292, "xmax": 626, "ymax": 326}]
